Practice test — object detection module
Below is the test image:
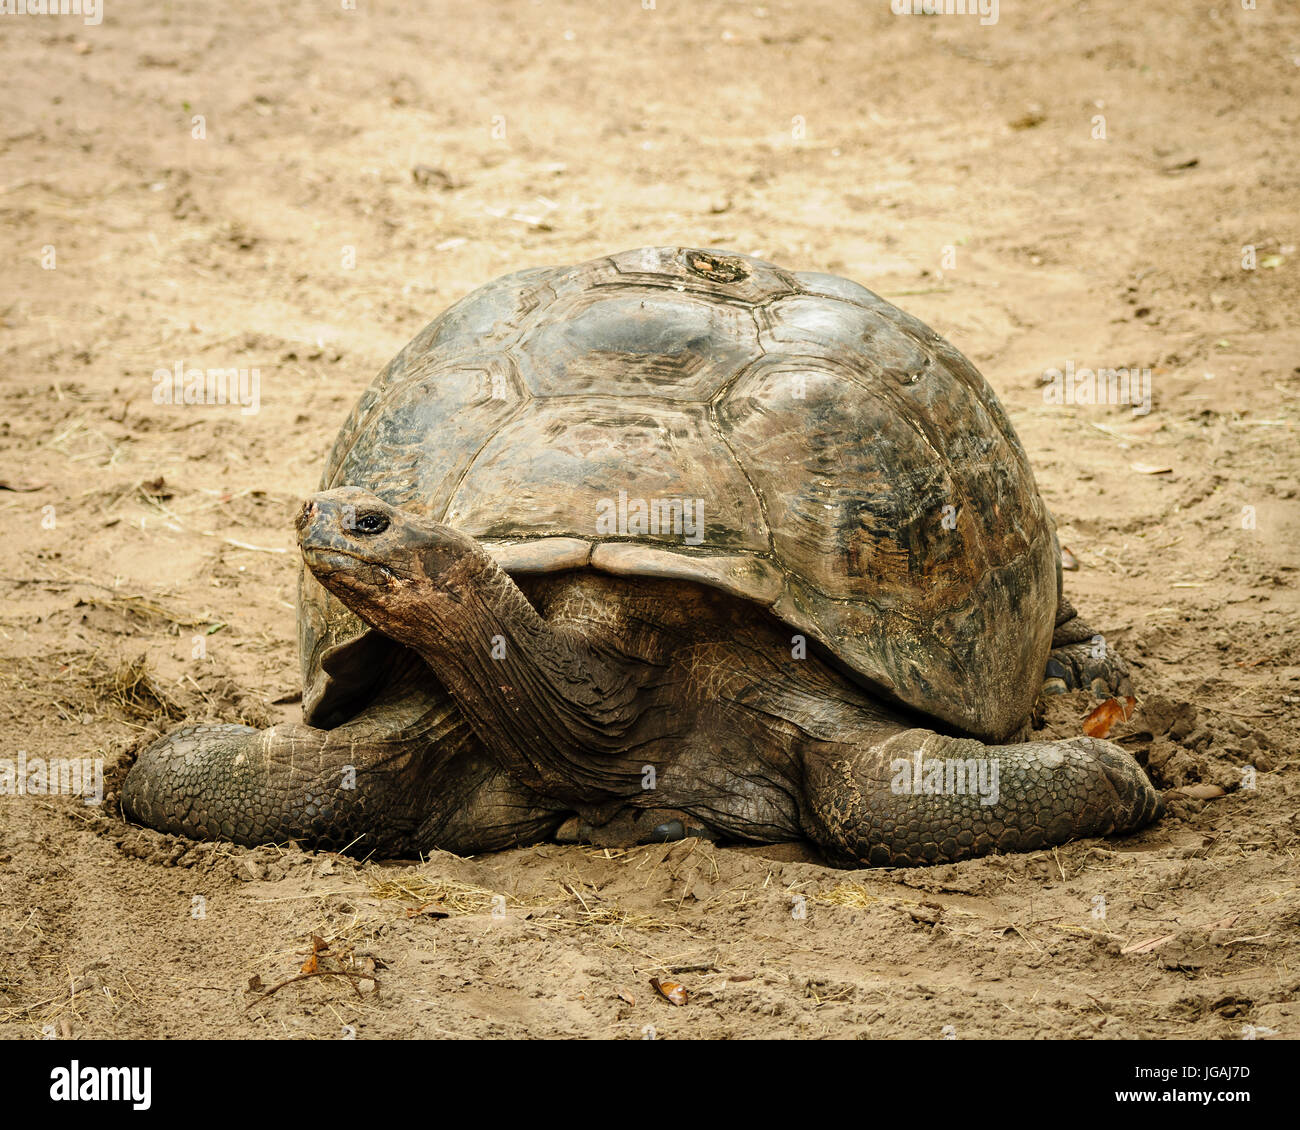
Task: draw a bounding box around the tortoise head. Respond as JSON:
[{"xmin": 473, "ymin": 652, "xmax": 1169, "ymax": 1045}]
[{"xmin": 297, "ymin": 487, "xmax": 478, "ymax": 637}]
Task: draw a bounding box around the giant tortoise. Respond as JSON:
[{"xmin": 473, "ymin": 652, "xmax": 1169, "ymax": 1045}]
[{"xmin": 123, "ymin": 246, "xmax": 1161, "ymax": 865}]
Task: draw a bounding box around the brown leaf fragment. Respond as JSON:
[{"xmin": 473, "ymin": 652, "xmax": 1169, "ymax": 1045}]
[
  {"xmin": 300, "ymin": 934, "xmax": 329, "ymax": 974},
  {"xmin": 650, "ymin": 977, "xmax": 688, "ymax": 1006},
  {"xmin": 1082, "ymin": 696, "xmax": 1137, "ymax": 739},
  {"xmin": 1174, "ymin": 783, "xmax": 1226, "ymax": 800},
  {"xmin": 140, "ymin": 475, "xmax": 172, "ymax": 499}
]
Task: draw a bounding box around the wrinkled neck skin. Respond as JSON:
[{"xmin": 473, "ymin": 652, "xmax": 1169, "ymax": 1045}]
[{"xmin": 318, "ymin": 545, "xmax": 678, "ymax": 803}]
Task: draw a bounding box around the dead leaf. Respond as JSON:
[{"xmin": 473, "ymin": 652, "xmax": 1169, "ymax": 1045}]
[
  {"xmin": 300, "ymin": 934, "xmax": 329, "ymax": 974},
  {"xmin": 650, "ymin": 977, "xmax": 688, "ymax": 1006},
  {"xmin": 140, "ymin": 475, "xmax": 172, "ymax": 499},
  {"xmin": 1121, "ymin": 932, "xmax": 1176, "ymax": 955},
  {"xmin": 405, "ymin": 902, "xmax": 450, "ymax": 919},
  {"xmin": 0, "ymin": 477, "xmax": 46, "ymax": 492},
  {"xmin": 1174, "ymin": 783, "xmax": 1226, "ymax": 800},
  {"xmin": 1082, "ymin": 696, "xmax": 1137, "ymax": 739},
  {"xmin": 1060, "ymin": 545, "xmax": 1079, "ymax": 571},
  {"xmin": 617, "ymin": 989, "xmax": 636, "ymax": 1006},
  {"xmin": 1130, "ymin": 463, "xmax": 1173, "ymax": 475}
]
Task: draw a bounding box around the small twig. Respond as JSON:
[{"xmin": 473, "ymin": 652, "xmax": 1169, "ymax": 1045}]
[
  {"xmin": 245, "ymin": 969, "xmax": 367, "ymax": 1009},
  {"xmin": 563, "ymin": 881, "xmax": 593, "ymax": 913},
  {"xmin": 1050, "ymin": 847, "xmax": 1066, "ymax": 882},
  {"xmin": 213, "ymin": 536, "xmax": 287, "ymax": 554},
  {"xmin": 1007, "ymin": 922, "xmax": 1043, "ymax": 952},
  {"xmin": 1196, "ymin": 704, "xmax": 1279, "ymax": 720}
]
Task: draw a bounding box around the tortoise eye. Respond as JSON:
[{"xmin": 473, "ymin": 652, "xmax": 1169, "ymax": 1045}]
[{"xmin": 354, "ymin": 512, "xmax": 389, "ymax": 535}]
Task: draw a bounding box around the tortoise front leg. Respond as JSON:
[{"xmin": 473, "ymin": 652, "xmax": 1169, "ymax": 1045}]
[
  {"xmin": 122, "ymin": 665, "xmax": 563, "ymax": 855},
  {"xmin": 797, "ymin": 726, "xmax": 1162, "ymax": 867},
  {"xmin": 677, "ymin": 622, "xmax": 1162, "ymax": 867}
]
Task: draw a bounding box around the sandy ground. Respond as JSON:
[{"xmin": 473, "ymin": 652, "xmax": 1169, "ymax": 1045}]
[{"xmin": 1, "ymin": 0, "xmax": 1298, "ymax": 1040}]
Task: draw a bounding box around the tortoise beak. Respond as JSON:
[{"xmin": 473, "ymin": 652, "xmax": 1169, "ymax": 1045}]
[
  {"xmin": 297, "ymin": 497, "xmax": 340, "ymax": 550},
  {"xmin": 295, "ymin": 499, "xmax": 317, "ymax": 536},
  {"xmin": 297, "ymin": 489, "xmax": 400, "ymax": 587},
  {"xmin": 296, "ymin": 494, "xmax": 354, "ymax": 559}
]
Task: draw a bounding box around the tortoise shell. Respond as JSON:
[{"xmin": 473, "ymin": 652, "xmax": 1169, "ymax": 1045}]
[{"xmin": 299, "ymin": 247, "xmax": 1058, "ymax": 741}]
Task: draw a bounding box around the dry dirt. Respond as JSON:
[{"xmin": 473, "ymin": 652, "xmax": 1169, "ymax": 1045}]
[{"xmin": 1, "ymin": 0, "xmax": 1298, "ymax": 1040}]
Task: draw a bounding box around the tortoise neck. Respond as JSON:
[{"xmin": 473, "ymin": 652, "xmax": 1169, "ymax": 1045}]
[{"xmin": 402, "ymin": 550, "xmax": 661, "ymax": 802}]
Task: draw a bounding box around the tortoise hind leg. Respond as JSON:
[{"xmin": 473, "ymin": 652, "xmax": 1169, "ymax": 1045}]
[{"xmin": 1043, "ymin": 595, "xmax": 1133, "ymax": 698}]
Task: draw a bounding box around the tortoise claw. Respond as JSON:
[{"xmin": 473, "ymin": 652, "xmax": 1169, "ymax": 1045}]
[
  {"xmin": 1044, "ymin": 639, "xmax": 1133, "ymax": 699},
  {"xmin": 1042, "ymin": 658, "xmax": 1070, "ymax": 695}
]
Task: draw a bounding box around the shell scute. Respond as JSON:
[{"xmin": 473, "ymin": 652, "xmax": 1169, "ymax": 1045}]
[{"xmin": 513, "ymin": 287, "xmax": 759, "ymax": 401}]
